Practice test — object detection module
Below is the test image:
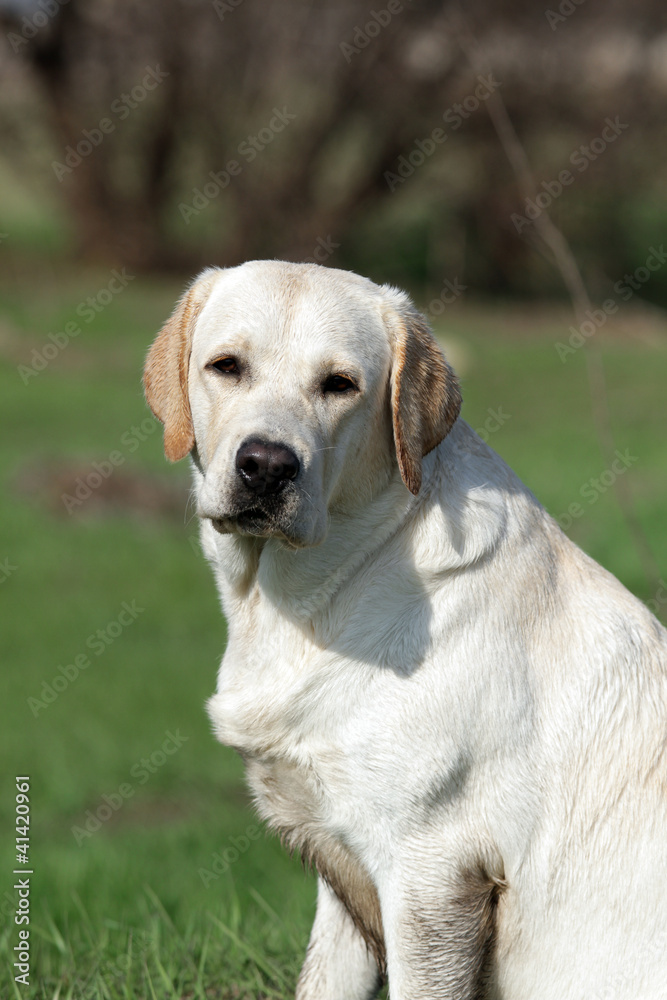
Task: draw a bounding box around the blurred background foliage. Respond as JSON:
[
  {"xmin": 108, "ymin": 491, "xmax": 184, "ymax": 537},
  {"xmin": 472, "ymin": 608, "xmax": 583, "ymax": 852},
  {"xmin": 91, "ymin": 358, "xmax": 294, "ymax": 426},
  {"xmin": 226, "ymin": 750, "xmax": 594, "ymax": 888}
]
[{"xmin": 1, "ymin": 0, "xmax": 667, "ymax": 300}]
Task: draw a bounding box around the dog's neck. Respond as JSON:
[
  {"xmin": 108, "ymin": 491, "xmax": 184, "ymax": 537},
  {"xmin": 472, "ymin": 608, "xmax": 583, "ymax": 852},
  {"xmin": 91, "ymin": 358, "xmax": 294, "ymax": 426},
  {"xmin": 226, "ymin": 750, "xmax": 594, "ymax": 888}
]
[
  {"xmin": 204, "ymin": 465, "xmax": 418, "ymax": 624},
  {"xmin": 202, "ymin": 420, "xmax": 531, "ymax": 629},
  {"xmin": 261, "ymin": 476, "xmax": 419, "ymax": 622}
]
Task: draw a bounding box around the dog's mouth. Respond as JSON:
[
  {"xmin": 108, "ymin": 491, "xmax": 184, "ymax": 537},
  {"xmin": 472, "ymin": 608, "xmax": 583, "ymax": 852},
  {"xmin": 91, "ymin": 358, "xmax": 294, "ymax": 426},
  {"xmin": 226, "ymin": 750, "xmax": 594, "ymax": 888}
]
[
  {"xmin": 204, "ymin": 479, "xmax": 311, "ymax": 545},
  {"xmin": 211, "ymin": 495, "xmax": 291, "ymax": 538},
  {"xmin": 204, "ymin": 488, "xmax": 322, "ymax": 549},
  {"xmin": 235, "ymin": 506, "xmax": 270, "ymax": 528},
  {"xmin": 212, "ymin": 508, "xmax": 267, "ymax": 533}
]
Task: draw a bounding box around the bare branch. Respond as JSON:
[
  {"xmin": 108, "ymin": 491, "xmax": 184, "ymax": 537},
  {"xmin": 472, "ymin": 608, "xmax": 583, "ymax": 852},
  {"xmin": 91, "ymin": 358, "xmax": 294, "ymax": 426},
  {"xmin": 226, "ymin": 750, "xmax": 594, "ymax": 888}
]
[{"xmin": 452, "ymin": 5, "xmax": 662, "ymax": 600}]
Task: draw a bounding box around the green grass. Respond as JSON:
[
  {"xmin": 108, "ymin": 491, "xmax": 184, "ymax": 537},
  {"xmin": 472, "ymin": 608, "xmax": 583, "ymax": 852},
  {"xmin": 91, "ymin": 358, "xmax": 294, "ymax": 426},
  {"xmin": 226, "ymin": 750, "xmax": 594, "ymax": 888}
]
[{"xmin": 0, "ymin": 266, "xmax": 665, "ymax": 998}]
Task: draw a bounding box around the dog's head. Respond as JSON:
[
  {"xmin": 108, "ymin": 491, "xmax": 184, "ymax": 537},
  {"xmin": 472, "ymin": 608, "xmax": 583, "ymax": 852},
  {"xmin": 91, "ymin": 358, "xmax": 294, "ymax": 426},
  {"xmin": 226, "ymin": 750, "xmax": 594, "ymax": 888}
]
[{"xmin": 144, "ymin": 261, "xmax": 460, "ymax": 547}]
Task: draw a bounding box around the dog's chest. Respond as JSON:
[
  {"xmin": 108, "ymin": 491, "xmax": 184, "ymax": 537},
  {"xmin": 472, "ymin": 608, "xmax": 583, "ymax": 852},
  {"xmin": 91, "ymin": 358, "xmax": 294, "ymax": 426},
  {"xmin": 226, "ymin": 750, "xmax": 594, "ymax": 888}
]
[
  {"xmin": 245, "ymin": 753, "xmax": 329, "ymax": 840},
  {"xmin": 207, "ymin": 606, "xmax": 399, "ymax": 849},
  {"xmin": 208, "ymin": 614, "xmax": 391, "ymax": 964}
]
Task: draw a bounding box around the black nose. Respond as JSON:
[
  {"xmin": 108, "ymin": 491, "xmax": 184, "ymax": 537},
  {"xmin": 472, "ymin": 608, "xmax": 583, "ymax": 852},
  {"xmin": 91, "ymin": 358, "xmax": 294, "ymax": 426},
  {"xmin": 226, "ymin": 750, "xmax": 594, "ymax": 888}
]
[{"xmin": 235, "ymin": 439, "xmax": 300, "ymax": 496}]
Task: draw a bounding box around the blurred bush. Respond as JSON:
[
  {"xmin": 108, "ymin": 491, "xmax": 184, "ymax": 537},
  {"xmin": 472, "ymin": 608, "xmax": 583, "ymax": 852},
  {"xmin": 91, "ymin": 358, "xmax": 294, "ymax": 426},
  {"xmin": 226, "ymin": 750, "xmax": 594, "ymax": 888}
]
[{"xmin": 1, "ymin": 0, "xmax": 667, "ymax": 302}]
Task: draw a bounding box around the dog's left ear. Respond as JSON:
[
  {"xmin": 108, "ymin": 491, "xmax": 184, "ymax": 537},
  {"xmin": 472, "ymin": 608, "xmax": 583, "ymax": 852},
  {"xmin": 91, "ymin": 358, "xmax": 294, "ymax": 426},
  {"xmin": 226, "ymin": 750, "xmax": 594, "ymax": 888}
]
[
  {"xmin": 143, "ymin": 270, "xmax": 218, "ymax": 462},
  {"xmin": 385, "ymin": 295, "xmax": 461, "ymax": 495}
]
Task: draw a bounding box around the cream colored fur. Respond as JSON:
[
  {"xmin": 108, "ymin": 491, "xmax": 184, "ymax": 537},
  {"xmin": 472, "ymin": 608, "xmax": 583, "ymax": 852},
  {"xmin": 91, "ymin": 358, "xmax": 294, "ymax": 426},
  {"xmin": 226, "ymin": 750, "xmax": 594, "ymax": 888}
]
[{"xmin": 145, "ymin": 260, "xmax": 667, "ymax": 1000}]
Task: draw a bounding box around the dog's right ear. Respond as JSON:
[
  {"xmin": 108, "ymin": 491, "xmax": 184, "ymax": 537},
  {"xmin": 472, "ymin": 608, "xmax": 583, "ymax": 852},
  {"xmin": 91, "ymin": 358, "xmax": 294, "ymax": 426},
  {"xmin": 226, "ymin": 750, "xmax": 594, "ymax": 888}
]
[{"xmin": 143, "ymin": 271, "xmax": 218, "ymax": 462}]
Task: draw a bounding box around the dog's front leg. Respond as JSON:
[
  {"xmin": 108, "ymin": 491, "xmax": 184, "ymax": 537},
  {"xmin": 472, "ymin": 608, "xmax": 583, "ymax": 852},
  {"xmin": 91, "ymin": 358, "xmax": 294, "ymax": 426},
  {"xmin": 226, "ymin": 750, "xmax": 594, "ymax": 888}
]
[
  {"xmin": 296, "ymin": 878, "xmax": 382, "ymax": 1000},
  {"xmin": 380, "ymin": 859, "xmax": 501, "ymax": 999}
]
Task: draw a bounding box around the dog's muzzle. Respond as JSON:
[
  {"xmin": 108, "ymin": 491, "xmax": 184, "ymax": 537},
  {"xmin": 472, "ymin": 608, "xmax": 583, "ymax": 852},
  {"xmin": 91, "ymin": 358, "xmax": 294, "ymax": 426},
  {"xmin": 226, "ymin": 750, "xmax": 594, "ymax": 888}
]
[{"xmin": 209, "ymin": 437, "xmax": 302, "ymax": 538}]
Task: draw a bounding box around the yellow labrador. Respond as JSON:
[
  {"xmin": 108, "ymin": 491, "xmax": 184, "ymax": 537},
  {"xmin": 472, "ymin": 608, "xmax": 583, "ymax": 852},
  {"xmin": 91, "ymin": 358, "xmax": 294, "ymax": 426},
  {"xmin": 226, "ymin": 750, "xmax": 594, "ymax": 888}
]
[{"xmin": 144, "ymin": 261, "xmax": 667, "ymax": 1000}]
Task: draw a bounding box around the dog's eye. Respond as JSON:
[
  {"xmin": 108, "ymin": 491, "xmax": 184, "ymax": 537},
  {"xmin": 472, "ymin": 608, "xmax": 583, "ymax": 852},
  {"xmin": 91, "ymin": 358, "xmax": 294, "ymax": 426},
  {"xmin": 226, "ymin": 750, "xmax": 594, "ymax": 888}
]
[
  {"xmin": 322, "ymin": 374, "xmax": 357, "ymax": 394},
  {"xmin": 208, "ymin": 356, "xmax": 238, "ymax": 374}
]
